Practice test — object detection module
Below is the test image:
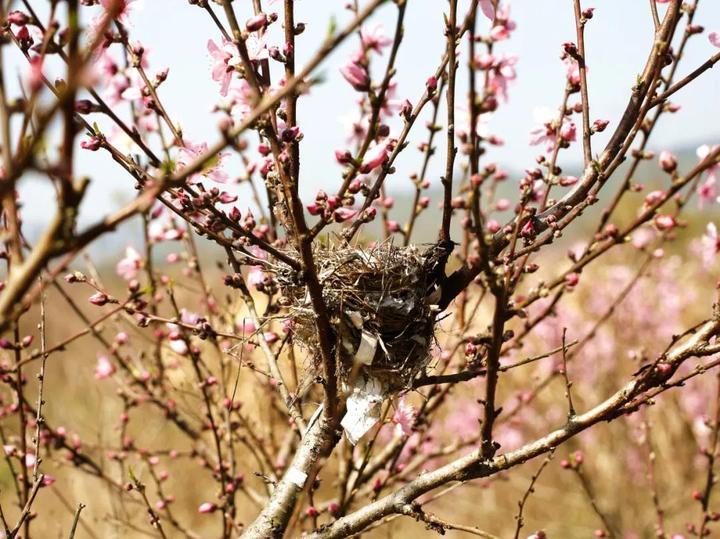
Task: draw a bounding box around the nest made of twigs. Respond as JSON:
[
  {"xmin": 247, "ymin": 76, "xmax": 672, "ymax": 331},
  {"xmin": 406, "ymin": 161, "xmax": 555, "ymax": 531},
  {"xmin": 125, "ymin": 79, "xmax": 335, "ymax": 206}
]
[{"xmin": 277, "ymin": 242, "xmax": 442, "ymax": 390}]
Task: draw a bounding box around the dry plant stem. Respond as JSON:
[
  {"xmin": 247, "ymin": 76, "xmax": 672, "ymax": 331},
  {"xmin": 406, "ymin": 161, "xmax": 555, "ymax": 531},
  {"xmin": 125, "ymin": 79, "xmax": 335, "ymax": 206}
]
[
  {"xmin": 398, "ymin": 504, "xmax": 500, "ymax": 538},
  {"xmin": 573, "ymin": 0, "xmax": 592, "ymax": 166},
  {"xmin": 343, "ymin": 0, "xmax": 479, "ymax": 243},
  {"xmin": 650, "ymin": 51, "xmax": 720, "ymax": 107},
  {"xmin": 132, "ymin": 479, "xmax": 169, "ymax": 539},
  {"xmin": 31, "ymin": 278, "xmax": 48, "ymax": 486},
  {"xmin": 310, "ymin": 0, "xmax": 407, "ymax": 240},
  {"xmin": 404, "ymin": 79, "xmax": 444, "ymax": 245},
  {"xmin": 0, "ymin": 502, "xmax": 10, "ymax": 537},
  {"xmin": 480, "ymin": 288, "xmax": 507, "ymax": 458},
  {"xmin": 306, "ymin": 318, "xmax": 720, "ymax": 538},
  {"xmin": 225, "ymin": 248, "xmax": 307, "ymax": 432},
  {"xmin": 572, "ymin": 464, "xmax": 619, "ymax": 537},
  {"xmin": 439, "ymin": 0, "xmax": 458, "ymax": 246},
  {"xmin": 440, "ymin": 0, "xmax": 682, "ymax": 307},
  {"xmin": 560, "ymin": 329, "xmax": 576, "ymax": 417},
  {"xmin": 642, "ymin": 417, "xmax": 666, "ymax": 537},
  {"xmin": 513, "ymin": 452, "xmax": 553, "ymax": 539},
  {"xmin": 697, "ymin": 371, "xmax": 720, "ymax": 537},
  {"xmin": 220, "ymin": 2, "xmax": 338, "ymax": 418},
  {"xmin": 173, "ymin": 0, "xmax": 389, "ymax": 185},
  {"xmin": 650, "ymin": 0, "xmax": 661, "ymax": 30},
  {"xmin": 8, "ymin": 475, "xmax": 44, "ymax": 539},
  {"xmin": 68, "ymin": 503, "xmax": 86, "ymax": 539},
  {"xmin": 0, "ymin": 0, "xmax": 383, "ymax": 332}
]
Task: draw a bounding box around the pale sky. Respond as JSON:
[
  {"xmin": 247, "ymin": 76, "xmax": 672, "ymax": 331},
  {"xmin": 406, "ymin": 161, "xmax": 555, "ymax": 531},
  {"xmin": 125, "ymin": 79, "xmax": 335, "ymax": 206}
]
[{"xmin": 14, "ymin": 0, "xmax": 720, "ymax": 230}]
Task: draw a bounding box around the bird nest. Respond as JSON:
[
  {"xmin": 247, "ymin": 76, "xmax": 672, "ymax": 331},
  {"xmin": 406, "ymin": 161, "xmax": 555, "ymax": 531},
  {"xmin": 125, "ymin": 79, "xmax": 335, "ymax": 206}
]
[{"xmin": 277, "ymin": 242, "xmax": 442, "ymax": 391}]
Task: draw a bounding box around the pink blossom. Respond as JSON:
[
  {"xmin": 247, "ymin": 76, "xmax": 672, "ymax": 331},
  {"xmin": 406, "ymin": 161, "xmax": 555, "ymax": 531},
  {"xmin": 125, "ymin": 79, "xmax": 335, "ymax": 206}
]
[
  {"xmin": 246, "ymin": 32, "xmax": 268, "ymax": 62},
  {"xmin": 238, "ymin": 319, "xmax": 258, "ymax": 336},
  {"xmin": 228, "ymin": 79, "xmax": 254, "ymax": 121},
  {"xmin": 180, "ymin": 309, "xmax": 200, "ymax": 326},
  {"xmin": 26, "ymin": 56, "xmax": 43, "ymax": 92},
  {"xmin": 90, "ymin": 0, "xmax": 139, "ymax": 34},
  {"xmin": 207, "ymin": 39, "xmax": 241, "ymax": 96},
  {"xmin": 340, "ymin": 61, "xmax": 370, "ymax": 91},
  {"xmin": 529, "ymin": 107, "xmax": 573, "ymax": 152},
  {"xmin": 148, "ymin": 219, "xmax": 184, "ymax": 242},
  {"xmin": 95, "ymin": 355, "xmax": 116, "ymax": 380},
  {"xmin": 710, "ymin": 32, "xmax": 720, "ymax": 48},
  {"xmin": 360, "ymin": 24, "xmax": 392, "ymax": 53},
  {"xmin": 702, "ymin": 223, "xmax": 720, "ymax": 267},
  {"xmin": 392, "ymin": 399, "xmax": 415, "ymax": 437},
  {"xmin": 560, "ymin": 121, "xmax": 577, "ymax": 143},
  {"xmin": 100, "ymin": 0, "xmax": 138, "ymax": 25},
  {"xmin": 340, "ymin": 109, "xmax": 369, "ymax": 145},
  {"xmin": 632, "ymin": 228, "xmax": 655, "ymax": 249},
  {"xmin": 487, "ymin": 54, "xmax": 518, "ymax": 101},
  {"xmin": 696, "ymin": 144, "xmax": 719, "ymax": 207},
  {"xmin": 479, "ymin": 0, "xmax": 495, "ymax": 20},
  {"xmin": 177, "ymin": 141, "xmax": 230, "ymax": 184},
  {"xmin": 169, "ymin": 339, "xmax": 189, "ymax": 356},
  {"xmin": 360, "ymin": 140, "xmax": 392, "ymax": 173},
  {"xmin": 218, "ymin": 192, "xmax": 237, "ymax": 204},
  {"xmin": 565, "ymin": 57, "xmax": 581, "ymax": 85},
  {"xmin": 654, "ymin": 214, "xmax": 676, "ymax": 231},
  {"xmin": 246, "ymin": 266, "xmax": 266, "ymax": 289},
  {"xmin": 333, "ymin": 207, "xmax": 357, "ymax": 223},
  {"xmin": 116, "ymin": 246, "xmax": 142, "ymax": 280},
  {"xmin": 489, "ymin": 6, "xmax": 517, "ymax": 42}
]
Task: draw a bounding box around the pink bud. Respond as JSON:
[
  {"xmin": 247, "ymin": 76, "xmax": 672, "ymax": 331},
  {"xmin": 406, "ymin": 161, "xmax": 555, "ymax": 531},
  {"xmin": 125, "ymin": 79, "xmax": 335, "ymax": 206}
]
[
  {"xmin": 334, "ymin": 149, "xmax": 353, "ymax": 164},
  {"xmin": 88, "ymin": 292, "xmax": 109, "ymax": 306},
  {"xmin": 305, "ymin": 506, "xmax": 319, "ymax": 518},
  {"xmin": 340, "ymin": 62, "xmax": 370, "ymax": 91},
  {"xmin": 198, "ymin": 502, "xmax": 217, "ymax": 514},
  {"xmin": 565, "ymin": 273, "xmax": 579, "ymax": 287},
  {"xmin": 654, "ymin": 214, "xmax": 676, "ymax": 231},
  {"xmin": 245, "ymin": 13, "xmax": 268, "ymax": 32},
  {"xmin": 81, "ymin": 137, "xmax": 102, "ymax": 151},
  {"xmin": 644, "ymin": 190, "xmax": 665, "ymax": 206},
  {"xmin": 592, "ymin": 119, "xmax": 609, "ymax": 132},
  {"xmin": 426, "ymin": 76, "xmax": 438, "ymax": 92},
  {"xmin": 333, "ymin": 207, "xmax": 357, "ymax": 223},
  {"xmin": 7, "ymin": 10, "xmax": 29, "ymax": 26},
  {"xmin": 560, "ymin": 121, "xmax": 577, "ymax": 143},
  {"xmin": 559, "ymin": 175, "xmax": 578, "ymax": 186},
  {"xmin": 658, "ymin": 150, "xmax": 677, "ymax": 173}
]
